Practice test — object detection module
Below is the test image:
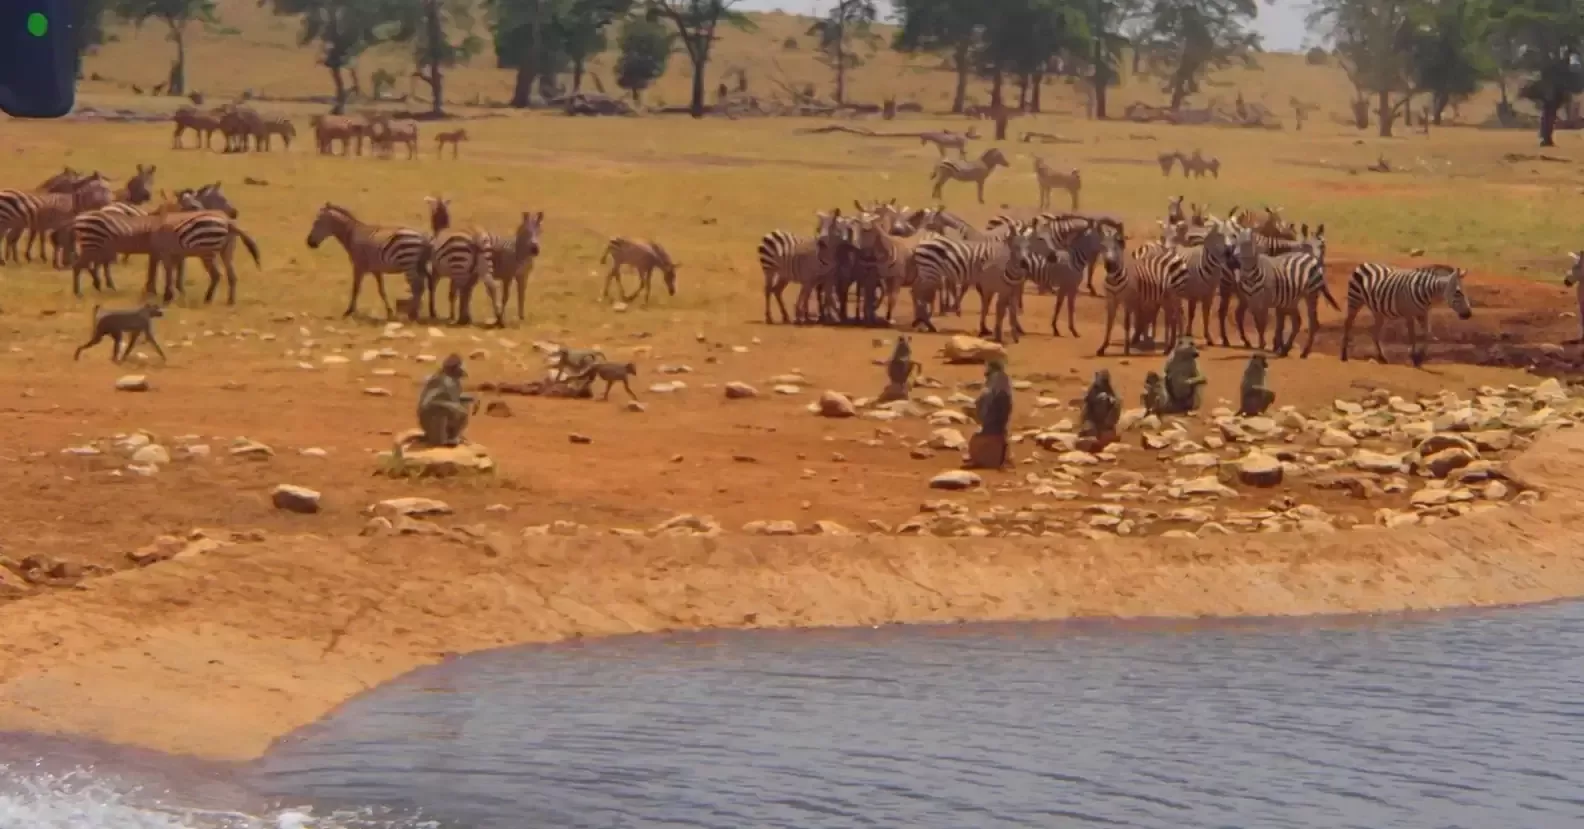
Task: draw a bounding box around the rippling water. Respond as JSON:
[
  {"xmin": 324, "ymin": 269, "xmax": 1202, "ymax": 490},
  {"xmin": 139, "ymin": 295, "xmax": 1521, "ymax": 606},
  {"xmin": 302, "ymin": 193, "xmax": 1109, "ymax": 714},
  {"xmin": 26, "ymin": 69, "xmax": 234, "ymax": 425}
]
[{"xmin": 242, "ymin": 603, "xmax": 1584, "ymax": 829}]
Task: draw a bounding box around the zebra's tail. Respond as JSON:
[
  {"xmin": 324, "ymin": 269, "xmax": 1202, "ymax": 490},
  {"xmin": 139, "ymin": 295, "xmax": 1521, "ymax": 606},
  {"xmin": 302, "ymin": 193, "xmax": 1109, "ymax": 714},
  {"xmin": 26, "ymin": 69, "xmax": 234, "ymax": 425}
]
[
  {"xmin": 235, "ymin": 225, "xmax": 262, "ymax": 268},
  {"xmin": 1319, "ymin": 280, "xmax": 1340, "ymax": 310}
]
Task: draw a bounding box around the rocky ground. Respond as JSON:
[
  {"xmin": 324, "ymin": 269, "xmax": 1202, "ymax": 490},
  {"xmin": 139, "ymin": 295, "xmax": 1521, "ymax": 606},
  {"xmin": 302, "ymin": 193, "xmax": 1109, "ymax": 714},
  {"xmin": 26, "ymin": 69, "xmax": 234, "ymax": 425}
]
[{"xmin": 0, "ymin": 314, "xmax": 1573, "ymax": 605}]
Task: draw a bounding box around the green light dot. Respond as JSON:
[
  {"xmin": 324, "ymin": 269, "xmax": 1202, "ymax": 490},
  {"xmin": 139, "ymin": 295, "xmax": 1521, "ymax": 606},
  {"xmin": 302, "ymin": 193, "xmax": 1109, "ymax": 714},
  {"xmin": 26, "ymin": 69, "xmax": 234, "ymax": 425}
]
[{"xmin": 26, "ymin": 12, "xmax": 48, "ymax": 37}]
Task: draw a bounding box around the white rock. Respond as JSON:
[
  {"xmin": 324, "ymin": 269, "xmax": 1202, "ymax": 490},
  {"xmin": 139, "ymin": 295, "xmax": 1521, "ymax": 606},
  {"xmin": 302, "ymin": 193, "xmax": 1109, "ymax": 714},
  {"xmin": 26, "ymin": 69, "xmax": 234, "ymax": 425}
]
[
  {"xmin": 724, "ymin": 382, "xmax": 758, "ymax": 399},
  {"xmin": 927, "ymin": 428, "xmax": 968, "ymax": 451},
  {"xmin": 929, "ymin": 470, "xmax": 982, "ymax": 490},
  {"xmin": 271, "ymin": 484, "xmax": 322, "ymax": 514},
  {"xmin": 114, "ymin": 375, "xmax": 149, "ymax": 392},
  {"xmin": 130, "ymin": 444, "xmax": 171, "ymax": 466}
]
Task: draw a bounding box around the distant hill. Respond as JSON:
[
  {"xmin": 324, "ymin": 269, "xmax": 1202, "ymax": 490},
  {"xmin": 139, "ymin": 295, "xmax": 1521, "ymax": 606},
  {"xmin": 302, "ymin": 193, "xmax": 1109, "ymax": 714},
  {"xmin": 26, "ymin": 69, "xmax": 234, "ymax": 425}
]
[{"xmin": 77, "ymin": 0, "xmax": 1513, "ymax": 126}]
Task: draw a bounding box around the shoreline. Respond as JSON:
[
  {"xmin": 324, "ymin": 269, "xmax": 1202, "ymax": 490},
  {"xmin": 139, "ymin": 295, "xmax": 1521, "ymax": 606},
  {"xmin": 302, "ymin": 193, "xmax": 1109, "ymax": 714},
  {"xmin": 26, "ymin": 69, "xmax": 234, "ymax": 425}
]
[{"xmin": 2, "ymin": 427, "xmax": 1583, "ymax": 762}]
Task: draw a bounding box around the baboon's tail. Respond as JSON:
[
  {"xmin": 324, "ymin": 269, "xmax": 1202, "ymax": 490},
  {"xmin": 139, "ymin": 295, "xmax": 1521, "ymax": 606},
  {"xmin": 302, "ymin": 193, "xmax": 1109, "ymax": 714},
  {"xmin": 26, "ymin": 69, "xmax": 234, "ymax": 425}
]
[
  {"xmin": 88, "ymin": 304, "xmax": 101, "ymax": 332},
  {"xmin": 236, "ymin": 226, "xmax": 262, "ymax": 268},
  {"xmin": 599, "ymin": 239, "xmax": 614, "ymax": 265}
]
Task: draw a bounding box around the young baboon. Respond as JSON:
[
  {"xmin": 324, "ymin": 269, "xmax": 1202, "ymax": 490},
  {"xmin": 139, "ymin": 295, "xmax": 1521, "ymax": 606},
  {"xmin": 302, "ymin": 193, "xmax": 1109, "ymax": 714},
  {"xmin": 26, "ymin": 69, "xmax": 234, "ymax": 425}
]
[
  {"xmin": 550, "ymin": 346, "xmax": 606, "ymax": 381},
  {"xmin": 74, "ymin": 303, "xmax": 167, "ymax": 363},
  {"xmin": 568, "ymin": 361, "xmax": 639, "ymax": 401},
  {"xmin": 435, "ymin": 128, "xmax": 469, "ymax": 159}
]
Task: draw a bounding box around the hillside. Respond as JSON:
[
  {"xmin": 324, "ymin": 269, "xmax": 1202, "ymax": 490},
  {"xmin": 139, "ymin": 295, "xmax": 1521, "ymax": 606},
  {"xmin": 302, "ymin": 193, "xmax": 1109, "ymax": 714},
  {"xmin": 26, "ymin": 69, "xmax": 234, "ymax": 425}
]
[{"xmin": 75, "ymin": 0, "xmax": 1515, "ymax": 125}]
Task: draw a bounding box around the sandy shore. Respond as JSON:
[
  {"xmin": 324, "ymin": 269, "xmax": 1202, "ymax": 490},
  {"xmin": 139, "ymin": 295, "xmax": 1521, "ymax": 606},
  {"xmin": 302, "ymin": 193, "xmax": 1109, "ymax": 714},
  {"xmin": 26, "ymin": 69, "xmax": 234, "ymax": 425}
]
[{"xmin": 2, "ymin": 427, "xmax": 1583, "ymax": 762}]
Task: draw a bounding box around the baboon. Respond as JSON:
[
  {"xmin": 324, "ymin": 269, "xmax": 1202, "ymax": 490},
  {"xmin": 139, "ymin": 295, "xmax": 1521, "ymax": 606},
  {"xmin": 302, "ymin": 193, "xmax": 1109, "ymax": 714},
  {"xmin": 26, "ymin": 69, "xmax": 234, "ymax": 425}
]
[
  {"xmin": 549, "ymin": 346, "xmax": 606, "ymax": 381},
  {"xmin": 416, "ymin": 354, "xmax": 474, "ymax": 446},
  {"xmin": 568, "ymin": 361, "xmax": 639, "ymax": 401},
  {"xmin": 74, "ymin": 303, "xmax": 167, "ymax": 363}
]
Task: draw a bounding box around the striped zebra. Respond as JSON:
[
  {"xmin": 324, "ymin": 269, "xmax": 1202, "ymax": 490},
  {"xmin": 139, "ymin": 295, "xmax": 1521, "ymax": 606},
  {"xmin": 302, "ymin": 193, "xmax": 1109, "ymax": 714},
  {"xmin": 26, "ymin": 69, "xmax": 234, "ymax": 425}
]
[
  {"xmin": 311, "ymin": 115, "xmax": 367, "ymax": 156},
  {"xmin": 0, "ymin": 174, "xmax": 113, "ymax": 267},
  {"xmin": 911, "ymin": 229, "xmax": 1034, "ymax": 339},
  {"xmin": 1339, "ymin": 263, "xmax": 1472, "ymax": 367},
  {"xmin": 758, "ymin": 210, "xmax": 844, "ymax": 325},
  {"xmin": 429, "ymin": 228, "xmax": 500, "ymax": 326},
  {"xmin": 137, "ymin": 210, "xmax": 264, "ymax": 305},
  {"xmin": 1166, "ymin": 217, "xmax": 1236, "ymax": 346},
  {"xmin": 306, "ymin": 203, "xmax": 433, "ymax": 319},
  {"xmin": 1020, "ymin": 224, "xmax": 1108, "ymax": 337},
  {"xmin": 171, "ymin": 105, "xmax": 226, "ymax": 150},
  {"xmin": 1094, "ymin": 231, "xmax": 1187, "ymax": 356},
  {"xmin": 855, "ymin": 207, "xmax": 942, "ymax": 323},
  {"xmin": 1226, "ymin": 222, "xmax": 1328, "ymax": 346},
  {"xmin": 1231, "ymin": 226, "xmax": 1338, "ymax": 356},
  {"xmin": 62, "ymin": 192, "xmax": 202, "ymax": 291},
  {"xmin": 489, "ymin": 211, "xmax": 546, "ymax": 323},
  {"xmin": 116, "ymin": 164, "xmax": 156, "ymax": 205},
  {"xmin": 256, "ymin": 116, "xmax": 296, "ymax": 152},
  {"xmin": 929, "ymin": 147, "xmax": 1009, "ymax": 205}
]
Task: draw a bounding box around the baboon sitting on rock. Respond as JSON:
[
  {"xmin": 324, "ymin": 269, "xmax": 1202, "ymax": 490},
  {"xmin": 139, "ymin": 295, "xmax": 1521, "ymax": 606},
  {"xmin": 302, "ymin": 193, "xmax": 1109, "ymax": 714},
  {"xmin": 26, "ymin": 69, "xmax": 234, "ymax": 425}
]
[
  {"xmin": 1238, "ymin": 353, "xmax": 1276, "ymax": 416},
  {"xmin": 1160, "ymin": 336, "xmax": 1207, "ymax": 414},
  {"xmin": 966, "ymin": 358, "xmax": 1013, "ymax": 469},
  {"xmin": 879, "ymin": 335, "xmax": 922, "ymax": 403},
  {"xmin": 417, "ymin": 354, "xmax": 477, "ymax": 446},
  {"xmin": 1078, "ymin": 369, "xmax": 1121, "ymax": 451}
]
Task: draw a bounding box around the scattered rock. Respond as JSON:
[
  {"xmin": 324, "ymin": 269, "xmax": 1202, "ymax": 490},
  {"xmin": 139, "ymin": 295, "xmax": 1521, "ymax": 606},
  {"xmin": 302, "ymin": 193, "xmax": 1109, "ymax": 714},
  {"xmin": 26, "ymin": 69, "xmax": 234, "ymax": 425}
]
[
  {"xmin": 363, "ymin": 387, "xmax": 392, "ymax": 397},
  {"xmin": 939, "ymin": 335, "xmax": 1006, "ymax": 364},
  {"xmin": 230, "ymin": 440, "xmax": 275, "ymax": 460},
  {"xmin": 569, "ymin": 433, "xmax": 592, "ymax": 444},
  {"xmin": 483, "ymin": 400, "xmax": 512, "ymax": 417},
  {"xmin": 929, "ymin": 470, "xmax": 982, "ymax": 490},
  {"xmin": 271, "ymin": 484, "xmax": 322, "ymax": 514},
  {"xmin": 379, "ymin": 443, "xmax": 495, "ymax": 477},
  {"xmin": 742, "ymin": 519, "xmax": 799, "ymax": 536},
  {"xmin": 1420, "ymin": 447, "xmax": 1477, "ymax": 479},
  {"xmin": 129, "ymin": 444, "xmax": 170, "ymax": 466},
  {"xmin": 724, "ymin": 382, "xmax": 758, "ymax": 399},
  {"xmin": 1352, "ymin": 449, "xmax": 1405, "ymax": 473},
  {"xmin": 1236, "ymin": 452, "xmax": 1284, "ymax": 487},
  {"xmin": 370, "ymin": 497, "xmax": 452, "ymax": 518},
  {"xmin": 927, "ymin": 428, "xmax": 967, "ymax": 451},
  {"xmin": 817, "ymin": 391, "xmax": 857, "ymax": 418},
  {"xmin": 114, "ymin": 375, "xmax": 149, "ymax": 392}
]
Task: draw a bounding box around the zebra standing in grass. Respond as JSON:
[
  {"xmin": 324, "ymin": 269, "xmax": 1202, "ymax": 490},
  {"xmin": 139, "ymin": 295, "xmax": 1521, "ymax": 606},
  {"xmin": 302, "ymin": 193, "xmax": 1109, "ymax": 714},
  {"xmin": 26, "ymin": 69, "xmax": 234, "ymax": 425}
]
[
  {"xmin": 1094, "ymin": 227, "xmax": 1187, "ymax": 356},
  {"xmin": 307, "ymin": 203, "xmax": 433, "ymax": 320},
  {"xmin": 911, "ymin": 229, "xmax": 1034, "ymax": 339},
  {"xmin": 758, "ymin": 210, "xmax": 844, "ymax": 325},
  {"xmin": 1167, "ymin": 217, "xmax": 1236, "ymax": 346},
  {"xmin": 919, "ymin": 128, "xmax": 977, "ymax": 158},
  {"xmin": 0, "ymin": 174, "xmax": 114, "ymax": 268},
  {"xmin": 1339, "ymin": 263, "xmax": 1472, "ymax": 367},
  {"xmin": 1231, "ymin": 225, "xmax": 1337, "ymax": 356},
  {"xmin": 929, "ymin": 147, "xmax": 1009, "ymax": 205},
  {"xmin": 422, "ymin": 196, "xmax": 501, "ymax": 326},
  {"xmin": 1032, "ymin": 158, "xmax": 1080, "ymax": 211}
]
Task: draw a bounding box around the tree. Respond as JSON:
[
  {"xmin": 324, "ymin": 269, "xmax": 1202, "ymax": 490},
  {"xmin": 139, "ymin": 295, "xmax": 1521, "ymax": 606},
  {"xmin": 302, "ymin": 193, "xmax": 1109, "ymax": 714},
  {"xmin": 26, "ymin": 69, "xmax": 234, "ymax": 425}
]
[
  {"xmin": 1077, "ymin": 0, "xmax": 1136, "ymax": 118},
  {"xmin": 891, "ymin": 0, "xmax": 983, "ymax": 113},
  {"xmin": 1136, "ymin": 0, "xmax": 1261, "ymax": 110},
  {"xmin": 493, "ymin": 0, "xmax": 632, "ymax": 105},
  {"xmin": 1497, "ymin": 0, "xmax": 1584, "ymax": 145},
  {"xmin": 407, "ymin": 0, "xmax": 484, "ymax": 116},
  {"xmin": 113, "ymin": 0, "xmax": 218, "ymax": 95},
  {"xmin": 975, "ymin": 0, "xmax": 1089, "ymax": 127},
  {"xmin": 1407, "ymin": 0, "xmax": 1496, "ymax": 124},
  {"xmin": 262, "ymin": 0, "xmax": 416, "ymax": 114},
  {"xmin": 1309, "ymin": 0, "xmax": 1420, "ymax": 136},
  {"xmin": 645, "ymin": 0, "xmax": 755, "ymax": 117},
  {"xmin": 69, "ymin": 0, "xmax": 113, "ymax": 75},
  {"xmin": 807, "ymin": 0, "xmax": 880, "ymax": 104},
  {"xmin": 615, "ymin": 16, "xmax": 673, "ymax": 102}
]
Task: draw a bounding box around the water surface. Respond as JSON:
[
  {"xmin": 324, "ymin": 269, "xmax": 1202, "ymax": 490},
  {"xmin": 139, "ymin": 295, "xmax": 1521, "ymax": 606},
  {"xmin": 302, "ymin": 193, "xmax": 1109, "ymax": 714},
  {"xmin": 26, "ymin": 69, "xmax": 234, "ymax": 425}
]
[{"xmin": 251, "ymin": 604, "xmax": 1584, "ymax": 828}]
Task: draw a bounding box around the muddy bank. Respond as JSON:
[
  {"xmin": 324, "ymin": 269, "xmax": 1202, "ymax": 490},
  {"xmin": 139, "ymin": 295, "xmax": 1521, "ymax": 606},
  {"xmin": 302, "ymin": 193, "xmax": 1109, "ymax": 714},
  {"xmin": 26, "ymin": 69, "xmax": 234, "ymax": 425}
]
[{"xmin": 1, "ymin": 428, "xmax": 1583, "ymax": 762}]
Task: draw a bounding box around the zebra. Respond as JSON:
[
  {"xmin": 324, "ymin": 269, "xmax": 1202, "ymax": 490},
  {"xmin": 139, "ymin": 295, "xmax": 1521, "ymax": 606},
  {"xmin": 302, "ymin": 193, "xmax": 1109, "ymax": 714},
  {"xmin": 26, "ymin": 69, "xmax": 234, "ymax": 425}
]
[
  {"xmin": 601, "ymin": 237, "xmax": 679, "ymax": 306},
  {"xmin": 918, "ymin": 128, "xmax": 977, "ymax": 158},
  {"xmin": 1564, "ymin": 252, "xmax": 1584, "ymax": 344},
  {"xmin": 134, "ymin": 211, "xmax": 263, "ymax": 305},
  {"xmin": 1166, "ymin": 195, "xmax": 1185, "ymax": 226},
  {"xmin": 929, "ymin": 147, "xmax": 1009, "ymax": 205},
  {"xmin": 0, "ymin": 174, "xmax": 114, "ymax": 268},
  {"xmin": 171, "ymin": 105, "xmax": 225, "ymax": 150},
  {"xmin": 758, "ymin": 210, "xmax": 844, "ymax": 325},
  {"xmin": 1231, "ymin": 226, "xmax": 1338, "ymax": 356},
  {"xmin": 429, "ymin": 228, "xmax": 501, "ymax": 326},
  {"xmin": 1032, "ymin": 158, "xmax": 1080, "ymax": 211},
  {"xmin": 255, "ymin": 116, "xmax": 296, "ymax": 152},
  {"xmin": 852, "ymin": 210, "xmax": 932, "ymax": 325},
  {"xmin": 217, "ymin": 105, "xmax": 265, "ymax": 153},
  {"xmin": 1180, "ymin": 149, "xmax": 1221, "ymax": 179},
  {"xmin": 1094, "ymin": 229, "xmax": 1187, "ymax": 356},
  {"xmin": 1020, "ymin": 223, "xmax": 1108, "ymax": 337},
  {"xmin": 1157, "ymin": 151, "xmax": 1181, "ymax": 177},
  {"xmin": 492, "ymin": 211, "xmax": 546, "ymax": 323},
  {"xmin": 306, "ymin": 203, "xmax": 433, "ymax": 320},
  {"xmin": 1339, "ymin": 263, "xmax": 1472, "ymax": 367},
  {"xmin": 62, "ymin": 191, "xmax": 202, "ymax": 289},
  {"xmin": 115, "ymin": 164, "xmax": 156, "ymax": 205},
  {"xmin": 912, "ymin": 229, "xmax": 1035, "ymax": 340},
  {"xmin": 368, "ymin": 117, "xmax": 420, "ymax": 160},
  {"xmin": 311, "ymin": 115, "xmax": 367, "ymax": 156}
]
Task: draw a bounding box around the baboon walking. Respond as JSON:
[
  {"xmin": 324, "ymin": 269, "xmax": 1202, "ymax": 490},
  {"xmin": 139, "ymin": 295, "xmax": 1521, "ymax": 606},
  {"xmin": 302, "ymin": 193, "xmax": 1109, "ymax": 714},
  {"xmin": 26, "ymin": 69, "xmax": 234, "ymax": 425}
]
[{"xmin": 74, "ymin": 303, "xmax": 167, "ymax": 363}]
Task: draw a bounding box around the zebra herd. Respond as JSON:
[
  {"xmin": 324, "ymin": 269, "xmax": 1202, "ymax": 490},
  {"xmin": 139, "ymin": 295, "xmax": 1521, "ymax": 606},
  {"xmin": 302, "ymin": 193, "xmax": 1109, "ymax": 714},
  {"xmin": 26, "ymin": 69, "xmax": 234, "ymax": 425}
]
[
  {"xmin": 173, "ymin": 105, "xmax": 458, "ymax": 160},
  {"xmin": 0, "ymin": 165, "xmax": 262, "ymax": 304},
  {"xmin": 756, "ymin": 196, "xmax": 1475, "ymax": 366}
]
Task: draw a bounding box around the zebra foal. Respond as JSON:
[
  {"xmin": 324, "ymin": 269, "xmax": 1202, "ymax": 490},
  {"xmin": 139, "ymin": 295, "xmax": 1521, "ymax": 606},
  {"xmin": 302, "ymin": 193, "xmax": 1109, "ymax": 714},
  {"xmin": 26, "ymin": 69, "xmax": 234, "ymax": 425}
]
[
  {"xmin": 1339, "ymin": 263, "xmax": 1472, "ymax": 367},
  {"xmin": 601, "ymin": 236, "xmax": 678, "ymax": 306},
  {"xmin": 929, "ymin": 147, "xmax": 1009, "ymax": 205}
]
